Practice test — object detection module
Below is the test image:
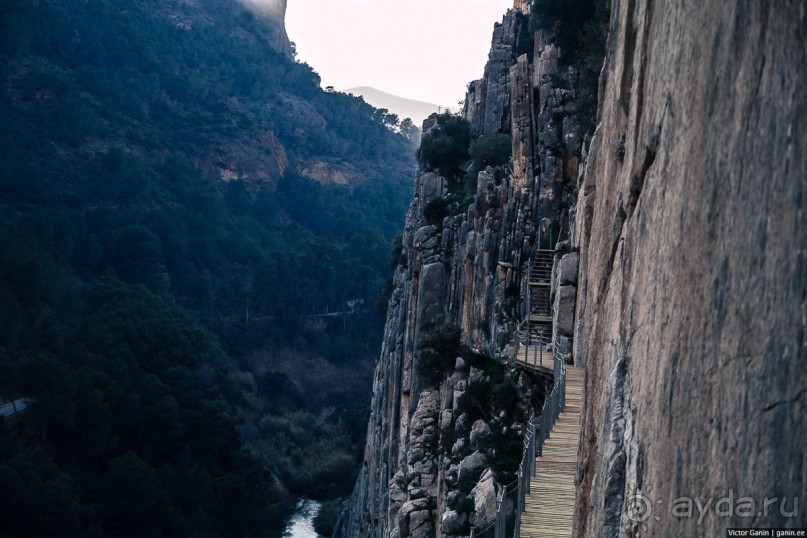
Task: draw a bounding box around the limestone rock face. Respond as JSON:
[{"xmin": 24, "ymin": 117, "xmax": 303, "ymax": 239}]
[
  {"xmin": 336, "ymin": 6, "xmax": 587, "ymax": 537},
  {"xmin": 510, "ymin": 54, "xmax": 535, "ymax": 190},
  {"xmin": 573, "ymin": 1, "xmax": 807, "ymax": 536},
  {"xmin": 471, "ymin": 469, "xmax": 499, "ymax": 528},
  {"xmin": 464, "ymin": 10, "xmax": 520, "ymax": 136},
  {"xmin": 299, "ymin": 161, "xmax": 361, "ymax": 186},
  {"xmin": 243, "ymin": 0, "xmax": 292, "ymax": 56}
]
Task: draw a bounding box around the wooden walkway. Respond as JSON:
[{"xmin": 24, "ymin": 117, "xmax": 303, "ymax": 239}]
[
  {"xmin": 520, "ymin": 366, "xmax": 584, "ymax": 537},
  {"xmin": 516, "ymin": 343, "xmax": 553, "ymax": 374}
]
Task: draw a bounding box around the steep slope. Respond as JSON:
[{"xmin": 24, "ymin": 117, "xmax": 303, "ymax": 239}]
[
  {"xmin": 572, "ymin": 1, "xmax": 807, "ymax": 535},
  {"xmin": 0, "ymin": 1, "xmax": 416, "ymax": 536}
]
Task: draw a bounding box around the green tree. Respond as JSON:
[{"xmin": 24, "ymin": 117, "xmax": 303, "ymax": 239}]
[
  {"xmin": 418, "ymin": 113, "xmax": 472, "ymax": 178},
  {"xmin": 469, "ymin": 133, "xmax": 512, "ymax": 168},
  {"xmin": 98, "ymin": 452, "xmax": 173, "ymax": 537},
  {"xmin": 0, "ymin": 448, "xmax": 81, "ymax": 538}
]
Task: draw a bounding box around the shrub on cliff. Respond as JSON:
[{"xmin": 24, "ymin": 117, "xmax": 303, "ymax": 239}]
[
  {"xmin": 423, "ymin": 198, "xmax": 449, "ymax": 225},
  {"xmin": 469, "ymin": 133, "xmax": 512, "ymax": 168},
  {"xmin": 389, "ymin": 234, "xmax": 406, "ymax": 268},
  {"xmin": 457, "ymin": 380, "xmax": 494, "ymax": 421},
  {"xmin": 418, "ymin": 113, "xmax": 471, "ymax": 178},
  {"xmin": 416, "ymin": 327, "xmax": 463, "ymax": 387}
]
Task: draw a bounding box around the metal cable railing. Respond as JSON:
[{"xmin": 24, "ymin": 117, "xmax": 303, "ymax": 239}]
[
  {"xmin": 472, "ymin": 238, "xmax": 566, "ymax": 537},
  {"xmin": 514, "ymin": 320, "xmax": 552, "ymax": 369},
  {"xmin": 514, "ymin": 246, "xmax": 555, "ymax": 370},
  {"xmin": 513, "ymin": 353, "xmax": 566, "ymax": 537},
  {"xmin": 473, "ymin": 351, "xmax": 566, "ymax": 538},
  {"xmin": 469, "ymin": 482, "xmax": 513, "ymax": 538}
]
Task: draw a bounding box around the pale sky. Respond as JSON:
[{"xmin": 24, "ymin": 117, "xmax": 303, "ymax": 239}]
[{"xmin": 285, "ymin": 0, "xmax": 514, "ymax": 107}]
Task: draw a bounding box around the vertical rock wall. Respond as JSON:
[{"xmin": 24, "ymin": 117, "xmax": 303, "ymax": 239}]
[
  {"xmin": 572, "ymin": 1, "xmax": 807, "ymax": 535},
  {"xmin": 464, "ymin": 11, "xmax": 519, "ymax": 137},
  {"xmin": 243, "ymin": 0, "xmax": 292, "ymax": 56}
]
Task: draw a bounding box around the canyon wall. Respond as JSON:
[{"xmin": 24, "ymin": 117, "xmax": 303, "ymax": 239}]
[
  {"xmin": 572, "ymin": 0, "xmax": 807, "ymax": 535},
  {"xmin": 338, "ymin": 6, "xmax": 586, "ymax": 537},
  {"xmin": 341, "ymin": 1, "xmax": 806, "ymax": 536}
]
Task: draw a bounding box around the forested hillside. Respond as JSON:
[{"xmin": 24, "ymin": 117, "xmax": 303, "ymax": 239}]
[{"xmin": 0, "ymin": 1, "xmax": 416, "ymax": 536}]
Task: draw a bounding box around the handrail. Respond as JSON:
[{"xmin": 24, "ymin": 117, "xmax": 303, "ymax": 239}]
[
  {"xmin": 479, "ymin": 350, "xmax": 565, "ymax": 538},
  {"xmin": 514, "ymin": 247, "xmax": 555, "ymax": 369},
  {"xmin": 469, "ymin": 488, "xmax": 505, "ymax": 538},
  {"xmin": 479, "ymin": 242, "xmax": 565, "ymax": 537},
  {"xmin": 514, "ymin": 318, "xmax": 552, "ymax": 369}
]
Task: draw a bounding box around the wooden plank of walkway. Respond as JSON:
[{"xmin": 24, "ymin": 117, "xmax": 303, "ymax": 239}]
[
  {"xmin": 516, "ymin": 344, "xmax": 554, "ymax": 374},
  {"xmin": 520, "ymin": 367, "xmax": 584, "ymax": 537}
]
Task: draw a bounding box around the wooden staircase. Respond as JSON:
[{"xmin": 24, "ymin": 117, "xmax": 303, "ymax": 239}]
[
  {"xmin": 517, "ymin": 249, "xmax": 555, "ymax": 371},
  {"xmin": 519, "ymin": 366, "xmax": 584, "ymax": 537}
]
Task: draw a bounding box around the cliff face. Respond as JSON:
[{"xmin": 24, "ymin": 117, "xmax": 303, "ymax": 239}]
[
  {"xmin": 244, "ymin": 0, "xmax": 292, "ymax": 56},
  {"xmin": 343, "ymin": 1, "xmax": 805, "ymax": 536},
  {"xmin": 339, "ymin": 6, "xmax": 586, "ymax": 537},
  {"xmin": 572, "ymin": 1, "xmax": 807, "ymax": 535}
]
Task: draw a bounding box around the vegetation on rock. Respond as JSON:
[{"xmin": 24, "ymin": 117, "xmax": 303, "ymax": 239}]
[
  {"xmin": 418, "ymin": 113, "xmax": 472, "ymax": 179},
  {"xmin": 530, "ymin": 0, "xmax": 609, "ymax": 135},
  {"xmin": 469, "ymin": 133, "xmax": 513, "ymax": 169}
]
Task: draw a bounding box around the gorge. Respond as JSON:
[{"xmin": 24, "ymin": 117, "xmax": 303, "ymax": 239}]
[{"xmin": 0, "ymin": 0, "xmax": 804, "ymax": 537}]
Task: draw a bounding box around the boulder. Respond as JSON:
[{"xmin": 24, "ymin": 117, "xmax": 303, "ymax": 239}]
[
  {"xmin": 454, "ymin": 356, "xmax": 469, "ymax": 372},
  {"xmin": 554, "ymin": 285, "xmax": 576, "ymax": 336},
  {"xmin": 557, "ymin": 252, "xmax": 579, "ymax": 286},
  {"xmin": 458, "ymin": 451, "xmax": 487, "ymax": 484},
  {"xmin": 451, "ymin": 438, "xmax": 468, "ymax": 457},
  {"xmin": 469, "ymin": 419, "xmax": 492, "ymax": 448},
  {"xmin": 441, "ymin": 510, "xmax": 467, "ymax": 535},
  {"xmin": 398, "ymin": 499, "xmax": 432, "ymax": 538},
  {"xmin": 471, "ymin": 469, "xmax": 498, "ymax": 528}
]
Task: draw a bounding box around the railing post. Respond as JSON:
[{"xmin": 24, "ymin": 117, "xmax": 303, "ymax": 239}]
[
  {"xmin": 526, "ymin": 275, "xmax": 530, "ymax": 319},
  {"xmin": 516, "ymin": 469, "xmax": 523, "ymax": 538},
  {"xmin": 561, "ymin": 364, "xmax": 566, "ymax": 413},
  {"xmin": 497, "ymin": 490, "xmax": 506, "ymax": 538},
  {"xmin": 530, "ymin": 420, "xmax": 537, "ymax": 476}
]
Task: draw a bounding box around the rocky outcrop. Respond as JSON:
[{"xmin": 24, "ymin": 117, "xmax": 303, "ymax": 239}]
[
  {"xmin": 464, "ymin": 11, "xmax": 520, "ymax": 136},
  {"xmin": 243, "ymin": 0, "xmax": 292, "ymax": 56},
  {"xmin": 572, "ymin": 1, "xmax": 807, "ymax": 536},
  {"xmin": 299, "ymin": 161, "xmax": 362, "ymax": 186}
]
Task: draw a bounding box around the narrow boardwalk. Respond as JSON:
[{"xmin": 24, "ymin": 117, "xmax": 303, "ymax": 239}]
[
  {"xmin": 516, "ymin": 343, "xmax": 553, "ymax": 374},
  {"xmin": 520, "ymin": 367, "xmax": 584, "ymax": 537}
]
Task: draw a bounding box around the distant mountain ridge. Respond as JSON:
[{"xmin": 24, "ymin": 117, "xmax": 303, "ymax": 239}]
[{"xmin": 347, "ymin": 86, "xmax": 444, "ymax": 126}]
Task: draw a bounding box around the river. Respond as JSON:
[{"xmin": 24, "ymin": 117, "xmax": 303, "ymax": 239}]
[{"xmin": 283, "ymin": 499, "xmax": 322, "ymax": 538}]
